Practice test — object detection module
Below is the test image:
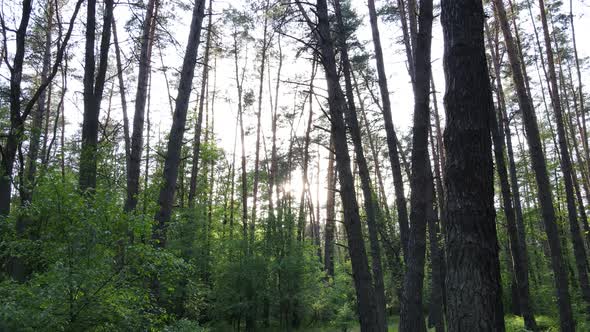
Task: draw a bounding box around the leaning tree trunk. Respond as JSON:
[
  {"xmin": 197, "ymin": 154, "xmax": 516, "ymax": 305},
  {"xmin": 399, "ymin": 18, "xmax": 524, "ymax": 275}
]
[
  {"xmin": 538, "ymin": 0, "xmax": 590, "ymax": 317},
  {"xmin": 335, "ymin": 0, "xmax": 387, "ymax": 329},
  {"xmin": 485, "ymin": 13, "xmax": 537, "ymax": 329},
  {"xmin": 367, "ymin": 0, "xmax": 410, "ymax": 260},
  {"xmin": 296, "ymin": 0, "xmax": 380, "ymax": 330},
  {"xmin": 187, "ymin": 0, "xmax": 213, "ymax": 208},
  {"xmin": 152, "ymin": 0, "xmax": 206, "ymax": 247},
  {"xmin": 493, "ymin": 0, "xmax": 575, "ymax": 329},
  {"xmin": 440, "ymin": 0, "xmax": 505, "ymax": 330}
]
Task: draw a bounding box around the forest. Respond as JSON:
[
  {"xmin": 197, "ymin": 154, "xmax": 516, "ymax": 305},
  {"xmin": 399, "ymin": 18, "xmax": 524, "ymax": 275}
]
[{"xmin": 1, "ymin": 0, "xmax": 590, "ymax": 330}]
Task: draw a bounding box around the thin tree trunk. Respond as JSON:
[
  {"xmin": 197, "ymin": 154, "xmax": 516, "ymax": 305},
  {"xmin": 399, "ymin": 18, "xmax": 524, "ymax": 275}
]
[
  {"xmin": 297, "ymin": 60, "xmax": 316, "ymax": 242},
  {"xmin": 22, "ymin": 2, "xmax": 53, "ymax": 204},
  {"xmin": 324, "ymin": 137, "xmax": 336, "ymax": 277},
  {"xmin": 251, "ymin": 0, "xmax": 271, "ymax": 244},
  {"xmin": 111, "ymin": 19, "xmax": 130, "ymax": 171},
  {"xmin": 367, "ymin": 0, "xmax": 410, "ymax": 261},
  {"xmin": 441, "ymin": 0, "xmax": 505, "ymax": 330}
]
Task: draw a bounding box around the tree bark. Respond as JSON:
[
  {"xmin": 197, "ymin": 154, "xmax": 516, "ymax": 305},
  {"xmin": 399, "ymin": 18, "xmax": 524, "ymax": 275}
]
[
  {"xmin": 485, "ymin": 14, "xmax": 537, "ymax": 330},
  {"xmin": 538, "ymin": 0, "xmax": 590, "ymax": 317},
  {"xmin": 79, "ymin": 0, "xmax": 114, "ymax": 192},
  {"xmin": 187, "ymin": 0, "xmax": 213, "ymax": 208},
  {"xmin": 296, "ymin": 1, "xmax": 380, "ymax": 329},
  {"xmin": 441, "ymin": 0, "xmax": 505, "ymax": 330},
  {"xmin": 22, "ymin": 1, "xmax": 53, "ymax": 204},
  {"xmin": 492, "ymin": 0, "xmax": 575, "ymax": 329},
  {"xmin": 399, "ymin": 0, "xmax": 434, "ymax": 330},
  {"xmin": 367, "ymin": 0, "xmax": 410, "ymax": 261},
  {"xmin": 335, "ymin": 0, "xmax": 387, "ymax": 329},
  {"xmin": 152, "ymin": 0, "xmax": 206, "ymax": 247},
  {"xmin": 125, "ymin": 0, "xmax": 159, "ymax": 211}
]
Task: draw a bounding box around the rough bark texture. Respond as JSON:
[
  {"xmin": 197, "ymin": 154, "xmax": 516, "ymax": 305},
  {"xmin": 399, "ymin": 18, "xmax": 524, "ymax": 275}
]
[
  {"xmin": 367, "ymin": 0, "xmax": 410, "ymax": 260},
  {"xmin": 153, "ymin": 0, "xmax": 206, "ymax": 247},
  {"xmin": 399, "ymin": 0, "xmax": 433, "ymax": 331},
  {"xmin": 441, "ymin": 0, "xmax": 505, "ymax": 330}
]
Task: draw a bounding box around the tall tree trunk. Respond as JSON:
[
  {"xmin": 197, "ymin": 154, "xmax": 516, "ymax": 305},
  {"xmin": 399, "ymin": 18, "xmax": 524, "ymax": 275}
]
[
  {"xmin": 187, "ymin": 0, "xmax": 213, "ymax": 207},
  {"xmin": 440, "ymin": 0, "xmax": 505, "ymax": 330},
  {"xmin": 324, "ymin": 137, "xmax": 336, "ymax": 277},
  {"xmin": 79, "ymin": 0, "xmax": 114, "ymax": 192},
  {"xmin": 538, "ymin": 0, "xmax": 590, "ymax": 317},
  {"xmin": 493, "ymin": 0, "xmax": 575, "ymax": 329},
  {"xmin": 296, "ymin": 1, "xmax": 380, "ymax": 330},
  {"xmin": 568, "ymin": 0, "xmax": 589, "ymax": 175},
  {"xmin": 251, "ymin": 0, "xmax": 271, "ymax": 244},
  {"xmin": 111, "ymin": 19, "xmax": 130, "ymax": 172},
  {"xmin": 485, "ymin": 15, "xmax": 537, "ymax": 330},
  {"xmin": 152, "ymin": 0, "xmax": 206, "ymax": 247},
  {"xmin": 367, "ymin": 0, "xmax": 410, "ymax": 261},
  {"xmin": 0, "ymin": 0, "xmax": 81, "ymax": 216},
  {"xmin": 400, "ymin": 0, "xmax": 433, "ymax": 330},
  {"xmin": 125, "ymin": 0, "xmax": 159, "ymax": 211},
  {"xmin": 22, "ymin": 1, "xmax": 53, "ymax": 204},
  {"xmin": 297, "ymin": 60, "xmax": 316, "ymax": 242},
  {"xmin": 335, "ymin": 0, "xmax": 387, "ymax": 329}
]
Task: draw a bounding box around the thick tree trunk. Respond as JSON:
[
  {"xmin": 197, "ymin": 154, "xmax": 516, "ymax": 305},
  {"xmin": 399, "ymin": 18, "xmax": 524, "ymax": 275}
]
[
  {"xmin": 125, "ymin": 0, "xmax": 159, "ymax": 211},
  {"xmin": 152, "ymin": 0, "xmax": 206, "ymax": 246},
  {"xmin": 399, "ymin": 0, "xmax": 433, "ymax": 330},
  {"xmin": 493, "ymin": 0, "xmax": 575, "ymax": 329},
  {"xmin": 367, "ymin": 0, "xmax": 410, "ymax": 260},
  {"xmin": 440, "ymin": 0, "xmax": 505, "ymax": 330},
  {"xmin": 79, "ymin": 0, "xmax": 114, "ymax": 192},
  {"xmin": 296, "ymin": 1, "xmax": 380, "ymax": 329},
  {"xmin": 538, "ymin": 0, "xmax": 590, "ymax": 317}
]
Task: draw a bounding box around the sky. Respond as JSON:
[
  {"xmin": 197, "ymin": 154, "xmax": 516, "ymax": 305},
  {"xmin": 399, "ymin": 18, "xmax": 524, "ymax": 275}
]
[{"xmin": 3, "ymin": 0, "xmax": 590, "ymax": 210}]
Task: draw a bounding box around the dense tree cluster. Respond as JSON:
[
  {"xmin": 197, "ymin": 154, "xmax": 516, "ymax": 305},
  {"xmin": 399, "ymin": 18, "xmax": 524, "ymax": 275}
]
[{"xmin": 1, "ymin": 0, "xmax": 590, "ymax": 330}]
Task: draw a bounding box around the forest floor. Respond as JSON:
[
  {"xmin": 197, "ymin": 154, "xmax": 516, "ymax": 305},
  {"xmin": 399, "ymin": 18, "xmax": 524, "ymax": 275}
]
[{"xmin": 212, "ymin": 315, "xmax": 559, "ymax": 331}]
